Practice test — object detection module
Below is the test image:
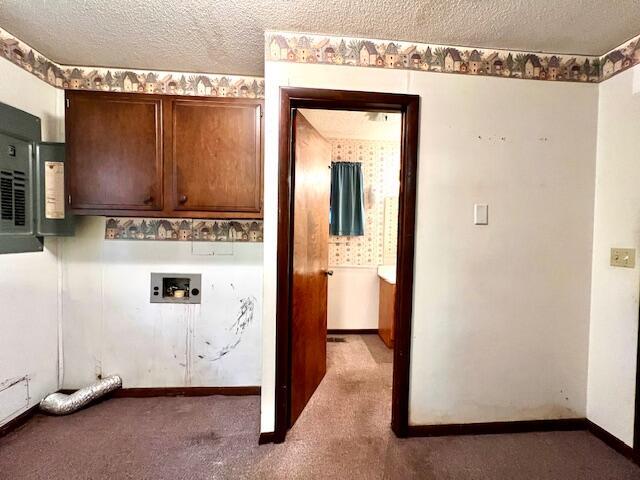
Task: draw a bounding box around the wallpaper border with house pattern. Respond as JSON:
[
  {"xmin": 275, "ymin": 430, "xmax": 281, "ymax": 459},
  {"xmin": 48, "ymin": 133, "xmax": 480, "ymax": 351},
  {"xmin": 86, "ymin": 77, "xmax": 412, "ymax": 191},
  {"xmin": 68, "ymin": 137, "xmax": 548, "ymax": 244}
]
[
  {"xmin": 0, "ymin": 26, "xmax": 264, "ymax": 98},
  {"xmin": 266, "ymin": 31, "xmax": 640, "ymax": 83},
  {"xmin": 2, "ymin": 24, "xmax": 639, "ymax": 101},
  {"xmin": 105, "ymin": 218, "xmax": 263, "ymax": 243},
  {"xmin": 600, "ymin": 32, "xmax": 640, "ymax": 81}
]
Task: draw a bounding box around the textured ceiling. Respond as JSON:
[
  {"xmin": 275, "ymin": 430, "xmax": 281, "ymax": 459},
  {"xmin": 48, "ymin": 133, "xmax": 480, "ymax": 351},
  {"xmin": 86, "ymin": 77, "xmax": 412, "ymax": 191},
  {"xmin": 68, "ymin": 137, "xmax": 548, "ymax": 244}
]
[
  {"xmin": 300, "ymin": 109, "xmax": 401, "ymax": 141},
  {"xmin": 1, "ymin": 0, "xmax": 639, "ymax": 76}
]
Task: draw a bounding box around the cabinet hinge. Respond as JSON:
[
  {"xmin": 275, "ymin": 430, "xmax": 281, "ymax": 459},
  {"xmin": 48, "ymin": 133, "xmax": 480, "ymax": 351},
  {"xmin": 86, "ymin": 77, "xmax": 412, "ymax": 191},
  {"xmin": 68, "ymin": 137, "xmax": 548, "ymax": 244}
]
[
  {"xmin": 259, "ymin": 105, "xmax": 263, "ymax": 118},
  {"xmin": 66, "ymin": 98, "xmax": 70, "ymax": 108}
]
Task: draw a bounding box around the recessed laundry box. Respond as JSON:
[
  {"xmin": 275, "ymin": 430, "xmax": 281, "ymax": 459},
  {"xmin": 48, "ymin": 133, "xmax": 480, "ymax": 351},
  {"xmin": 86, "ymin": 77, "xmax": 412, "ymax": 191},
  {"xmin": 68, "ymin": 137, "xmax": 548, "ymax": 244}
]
[{"xmin": 150, "ymin": 272, "xmax": 202, "ymax": 304}]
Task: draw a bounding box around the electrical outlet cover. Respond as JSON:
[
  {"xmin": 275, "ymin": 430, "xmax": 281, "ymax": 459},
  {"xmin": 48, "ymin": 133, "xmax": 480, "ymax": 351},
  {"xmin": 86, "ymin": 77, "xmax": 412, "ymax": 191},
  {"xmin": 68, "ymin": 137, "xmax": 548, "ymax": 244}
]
[{"xmin": 610, "ymin": 248, "xmax": 635, "ymax": 268}]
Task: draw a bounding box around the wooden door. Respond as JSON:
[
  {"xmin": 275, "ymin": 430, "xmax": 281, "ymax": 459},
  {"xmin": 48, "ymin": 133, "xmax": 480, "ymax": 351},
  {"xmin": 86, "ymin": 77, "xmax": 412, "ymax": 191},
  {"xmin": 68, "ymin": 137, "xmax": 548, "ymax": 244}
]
[
  {"xmin": 289, "ymin": 112, "xmax": 332, "ymax": 426},
  {"xmin": 168, "ymin": 99, "xmax": 262, "ymax": 215},
  {"xmin": 66, "ymin": 91, "xmax": 163, "ymax": 212}
]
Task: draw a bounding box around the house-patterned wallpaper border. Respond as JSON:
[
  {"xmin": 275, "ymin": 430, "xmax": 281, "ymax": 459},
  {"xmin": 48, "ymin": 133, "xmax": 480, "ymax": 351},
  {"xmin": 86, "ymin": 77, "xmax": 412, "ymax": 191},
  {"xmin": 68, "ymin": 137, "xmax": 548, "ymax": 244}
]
[
  {"xmin": 2, "ymin": 24, "xmax": 639, "ymax": 97},
  {"xmin": 0, "ymin": 27, "xmax": 264, "ymax": 98},
  {"xmin": 267, "ymin": 31, "xmax": 640, "ymax": 84},
  {"xmin": 105, "ymin": 218, "xmax": 263, "ymax": 242},
  {"xmin": 601, "ymin": 33, "xmax": 640, "ymax": 81}
]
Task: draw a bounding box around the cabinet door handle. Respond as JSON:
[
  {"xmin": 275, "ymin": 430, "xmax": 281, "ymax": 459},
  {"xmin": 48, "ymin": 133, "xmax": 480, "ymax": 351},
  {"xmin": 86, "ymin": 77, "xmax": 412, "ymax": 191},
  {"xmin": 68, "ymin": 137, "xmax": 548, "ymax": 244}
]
[{"xmin": 179, "ymin": 194, "xmax": 188, "ymax": 204}]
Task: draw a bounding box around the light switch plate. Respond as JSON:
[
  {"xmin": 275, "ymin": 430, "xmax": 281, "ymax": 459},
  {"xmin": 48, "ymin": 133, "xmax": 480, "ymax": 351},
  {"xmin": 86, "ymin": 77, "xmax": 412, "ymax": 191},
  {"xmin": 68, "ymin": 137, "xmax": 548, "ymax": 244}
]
[
  {"xmin": 474, "ymin": 204, "xmax": 488, "ymax": 225},
  {"xmin": 610, "ymin": 248, "xmax": 635, "ymax": 268}
]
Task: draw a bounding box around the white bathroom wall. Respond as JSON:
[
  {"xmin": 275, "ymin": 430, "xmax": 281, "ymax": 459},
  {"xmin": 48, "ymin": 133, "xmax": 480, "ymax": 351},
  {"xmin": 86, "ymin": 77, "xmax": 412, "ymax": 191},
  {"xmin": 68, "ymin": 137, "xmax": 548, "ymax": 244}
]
[
  {"xmin": 61, "ymin": 216, "xmax": 263, "ymax": 389},
  {"xmin": 0, "ymin": 58, "xmax": 64, "ymax": 426},
  {"xmin": 327, "ymin": 267, "xmax": 379, "ymax": 330},
  {"xmin": 262, "ymin": 60, "xmax": 598, "ymax": 432},
  {"xmin": 587, "ymin": 63, "xmax": 640, "ymax": 447}
]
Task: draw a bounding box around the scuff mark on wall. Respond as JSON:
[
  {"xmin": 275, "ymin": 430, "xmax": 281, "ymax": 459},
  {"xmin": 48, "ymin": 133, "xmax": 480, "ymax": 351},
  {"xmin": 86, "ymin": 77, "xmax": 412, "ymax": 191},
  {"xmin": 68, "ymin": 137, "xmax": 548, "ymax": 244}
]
[
  {"xmin": 0, "ymin": 375, "xmax": 30, "ymax": 391},
  {"xmin": 232, "ymin": 296, "xmax": 256, "ymax": 335},
  {"xmin": 184, "ymin": 305, "xmax": 196, "ymax": 386},
  {"xmin": 93, "ymin": 355, "xmax": 102, "ymax": 380},
  {"xmin": 201, "ymin": 294, "xmax": 257, "ymax": 362}
]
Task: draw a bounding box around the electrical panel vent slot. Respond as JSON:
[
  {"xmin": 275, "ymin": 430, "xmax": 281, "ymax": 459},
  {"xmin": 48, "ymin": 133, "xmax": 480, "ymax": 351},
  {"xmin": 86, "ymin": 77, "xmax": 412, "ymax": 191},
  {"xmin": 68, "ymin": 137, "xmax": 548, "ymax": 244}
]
[
  {"xmin": 14, "ymin": 187, "xmax": 25, "ymax": 226},
  {"xmin": 0, "ymin": 170, "xmax": 28, "ymax": 226},
  {"xmin": 0, "ymin": 171, "xmax": 13, "ymax": 220},
  {"xmin": 0, "ymin": 130, "xmax": 33, "ymax": 245},
  {"xmin": 13, "ymin": 170, "xmax": 26, "ymax": 226}
]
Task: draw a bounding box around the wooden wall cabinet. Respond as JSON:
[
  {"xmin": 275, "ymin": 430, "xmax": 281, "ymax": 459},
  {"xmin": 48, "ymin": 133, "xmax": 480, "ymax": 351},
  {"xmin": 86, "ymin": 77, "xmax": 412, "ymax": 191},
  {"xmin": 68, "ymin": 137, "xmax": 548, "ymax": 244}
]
[
  {"xmin": 65, "ymin": 91, "xmax": 263, "ymax": 218},
  {"xmin": 65, "ymin": 92, "xmax": 163, "ymax": 212}
]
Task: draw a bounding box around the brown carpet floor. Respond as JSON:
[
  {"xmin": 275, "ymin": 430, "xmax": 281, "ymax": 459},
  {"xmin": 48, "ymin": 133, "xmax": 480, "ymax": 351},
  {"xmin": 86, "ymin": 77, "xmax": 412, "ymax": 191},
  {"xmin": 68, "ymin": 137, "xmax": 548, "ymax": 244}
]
[{"xmin": 1, "ymin": 334, "xmax": 638, "ymax": 479}]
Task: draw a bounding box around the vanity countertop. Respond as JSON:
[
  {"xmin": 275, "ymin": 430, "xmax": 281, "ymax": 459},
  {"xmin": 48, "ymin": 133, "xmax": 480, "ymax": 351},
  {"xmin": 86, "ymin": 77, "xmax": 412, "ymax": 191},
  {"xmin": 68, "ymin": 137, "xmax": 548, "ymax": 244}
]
[{"xmin": 377, "ymin": 265, "xmax": 396, "ymax": 285}]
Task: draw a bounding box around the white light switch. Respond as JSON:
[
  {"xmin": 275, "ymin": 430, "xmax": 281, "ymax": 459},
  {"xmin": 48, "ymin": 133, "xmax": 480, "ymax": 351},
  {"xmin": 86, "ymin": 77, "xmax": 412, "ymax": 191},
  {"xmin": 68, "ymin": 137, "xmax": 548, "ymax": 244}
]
[{"xmin": 474, "ymin": 204, "xmax": 488, "ymax": 225}]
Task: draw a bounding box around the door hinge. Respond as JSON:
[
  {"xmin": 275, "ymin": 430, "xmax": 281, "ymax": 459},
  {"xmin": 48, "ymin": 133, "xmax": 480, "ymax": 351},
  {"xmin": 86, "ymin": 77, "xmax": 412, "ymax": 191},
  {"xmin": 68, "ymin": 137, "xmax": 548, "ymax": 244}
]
[
  {"xmin": 259, "ymin": 105, "xmax": 263, "ymax": 118},
  {"xmin": 68, "ymin": 194, "xmax": 72, "ymax": 205},
  {"xmin": 66, "ymin": 98, "xmax": 70, "ymax": 108}
]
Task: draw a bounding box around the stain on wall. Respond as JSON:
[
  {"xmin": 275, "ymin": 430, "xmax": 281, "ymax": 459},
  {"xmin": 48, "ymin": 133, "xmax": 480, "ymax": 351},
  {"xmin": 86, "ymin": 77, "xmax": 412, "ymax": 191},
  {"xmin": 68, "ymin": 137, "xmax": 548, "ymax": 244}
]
[{"xmin": 203, "ymin": 295, "xmax": 256, "ymax": 362}]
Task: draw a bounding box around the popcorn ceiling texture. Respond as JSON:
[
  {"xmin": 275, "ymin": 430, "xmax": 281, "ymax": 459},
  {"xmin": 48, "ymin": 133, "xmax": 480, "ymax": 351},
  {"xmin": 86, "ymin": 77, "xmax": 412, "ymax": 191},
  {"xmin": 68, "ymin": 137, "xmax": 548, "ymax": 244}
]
[
  {"xmin": 0, "ymin": 26, "xmax": 264, "ymax": 97},
  {"xmin": 1, "ymin": 0, "xmax": 640, "ymax": 76}
]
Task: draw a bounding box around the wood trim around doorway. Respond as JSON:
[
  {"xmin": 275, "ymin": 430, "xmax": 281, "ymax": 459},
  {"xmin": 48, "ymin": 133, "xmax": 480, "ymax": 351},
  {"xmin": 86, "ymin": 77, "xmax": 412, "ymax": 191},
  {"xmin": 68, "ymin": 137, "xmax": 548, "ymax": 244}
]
[
  {"xmin": 635, "ymin": 302, "xmax": 640, "ymax": 462},
  {"xmin": 273, "ymin": 87, "xmax": 420, "ymax": 443}
]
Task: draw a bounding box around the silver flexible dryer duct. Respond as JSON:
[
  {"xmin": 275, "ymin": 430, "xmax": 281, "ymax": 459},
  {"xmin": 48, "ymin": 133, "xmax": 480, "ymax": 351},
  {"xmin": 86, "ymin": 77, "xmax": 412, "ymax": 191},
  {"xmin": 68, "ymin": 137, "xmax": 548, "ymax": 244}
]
[{"xmin": 40, "ymin": 375, "xmax": 122, "ymax": 415}]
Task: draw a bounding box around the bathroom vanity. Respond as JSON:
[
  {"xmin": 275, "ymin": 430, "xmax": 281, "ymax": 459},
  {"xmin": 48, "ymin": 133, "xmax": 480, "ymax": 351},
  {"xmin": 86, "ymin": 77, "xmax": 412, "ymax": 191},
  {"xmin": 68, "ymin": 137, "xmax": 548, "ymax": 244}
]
[{"xmin": 377, "ymin": 265, "xmax": 396, "ymax": 348}]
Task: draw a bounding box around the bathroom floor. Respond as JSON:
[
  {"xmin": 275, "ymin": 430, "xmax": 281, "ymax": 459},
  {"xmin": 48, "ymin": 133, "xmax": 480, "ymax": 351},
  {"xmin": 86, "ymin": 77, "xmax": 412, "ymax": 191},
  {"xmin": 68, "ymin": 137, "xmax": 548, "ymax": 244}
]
[{"xmin": 0, "ymin": 334, "xmax": 638, "ymax": 479}]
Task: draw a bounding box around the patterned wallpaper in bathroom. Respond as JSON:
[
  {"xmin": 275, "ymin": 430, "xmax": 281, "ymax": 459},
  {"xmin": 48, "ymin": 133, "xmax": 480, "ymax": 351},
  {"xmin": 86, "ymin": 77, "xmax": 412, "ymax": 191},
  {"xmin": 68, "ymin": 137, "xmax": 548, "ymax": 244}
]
[{"xmin": 329, "ymin": 139, "xmax": 400, "ymax": 267}]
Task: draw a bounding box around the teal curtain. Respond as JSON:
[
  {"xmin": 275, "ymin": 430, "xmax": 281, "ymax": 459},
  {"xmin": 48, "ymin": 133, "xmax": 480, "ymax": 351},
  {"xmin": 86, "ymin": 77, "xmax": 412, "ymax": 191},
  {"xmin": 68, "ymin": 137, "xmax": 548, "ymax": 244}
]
[{"xmin": 330, "ymin": 162, "xmax": 365, "ymax": 236}]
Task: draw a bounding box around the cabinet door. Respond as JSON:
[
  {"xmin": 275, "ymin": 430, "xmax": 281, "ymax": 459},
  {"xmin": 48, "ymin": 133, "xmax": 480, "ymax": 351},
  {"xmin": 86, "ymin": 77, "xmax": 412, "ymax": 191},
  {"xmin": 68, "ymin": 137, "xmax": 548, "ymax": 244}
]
[
  {"xmin": 169, "ymin": 99, "xmax": 262, "ymax": 215},
  {"xmin": 66, "ymin": 91, "xmax": 163, "ymax": 212}
]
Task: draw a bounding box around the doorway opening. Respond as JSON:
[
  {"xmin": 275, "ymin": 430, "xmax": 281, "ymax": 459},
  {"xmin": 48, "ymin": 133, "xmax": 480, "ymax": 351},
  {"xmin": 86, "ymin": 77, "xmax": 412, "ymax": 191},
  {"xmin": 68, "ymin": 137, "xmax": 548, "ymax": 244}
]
[{"xmin": 274, "ymin": 88, "xmax": 419, "ymax": 443}]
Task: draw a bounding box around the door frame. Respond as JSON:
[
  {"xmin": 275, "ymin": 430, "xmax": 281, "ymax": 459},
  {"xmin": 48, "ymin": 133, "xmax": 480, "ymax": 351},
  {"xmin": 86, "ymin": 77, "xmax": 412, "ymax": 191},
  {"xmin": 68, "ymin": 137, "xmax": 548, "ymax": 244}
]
[
  {"xmin": 635, "ymin": 302, "xmax": 640, "ymax": 462},
  {"xmin": 274, "ymin": 87, "xmax": 420, "ymax": 443}
]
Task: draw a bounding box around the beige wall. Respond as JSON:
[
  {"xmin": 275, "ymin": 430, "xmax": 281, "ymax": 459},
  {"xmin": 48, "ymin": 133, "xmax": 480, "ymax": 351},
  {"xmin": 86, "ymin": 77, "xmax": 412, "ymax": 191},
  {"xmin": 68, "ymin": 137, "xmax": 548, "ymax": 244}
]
[
  {"xmin": 262, "ymin": 61, "xmax": 598, "ymax": 432},
  {"xmin": 0, "ymin": 57, "xmax": 64, "ymax": 426},
  {"xmin": 587, "ymin": 63, "xmax": 640, "ymax": 447}
]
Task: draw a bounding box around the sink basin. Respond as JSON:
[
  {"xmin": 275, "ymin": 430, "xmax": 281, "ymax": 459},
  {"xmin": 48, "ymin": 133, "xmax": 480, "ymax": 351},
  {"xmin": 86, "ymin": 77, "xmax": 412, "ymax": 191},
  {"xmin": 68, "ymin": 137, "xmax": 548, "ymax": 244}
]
[{"xmin": 377, "ymin": 265, "xmax": 396, "ymax": 284}]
